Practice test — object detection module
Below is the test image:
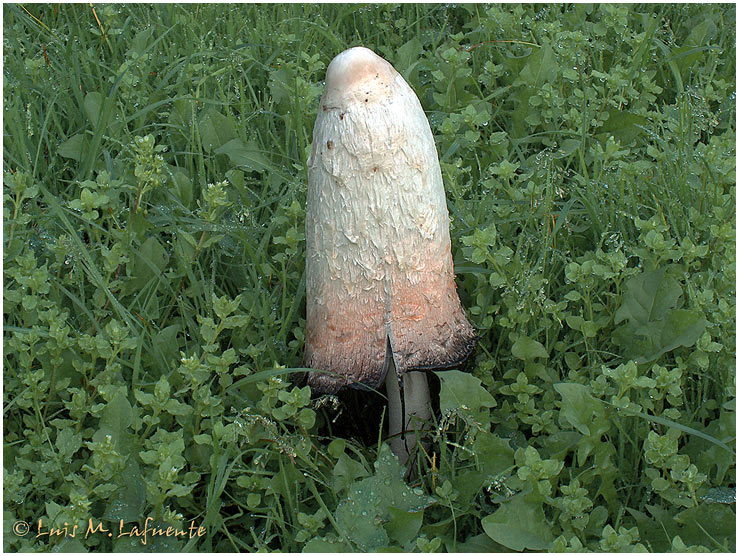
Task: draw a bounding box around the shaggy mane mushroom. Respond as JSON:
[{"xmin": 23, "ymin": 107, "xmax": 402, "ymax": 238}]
[{"xmin": 304, "ymin": 46, "xmax": 477, "ymax": 465}]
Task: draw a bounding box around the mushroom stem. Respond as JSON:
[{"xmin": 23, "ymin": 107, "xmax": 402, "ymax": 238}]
[{"xmin": 385, "ymin": 358, "xmax": 431, "ymax": 466}]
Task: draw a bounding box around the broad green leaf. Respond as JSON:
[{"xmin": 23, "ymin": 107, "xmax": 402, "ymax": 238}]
[
  {"xmin": 225, "ymin": 168, "xmax": 244, "ymax": 190},
  {"xmin": 554, "ymin": 382, "xmax": 606, "ymax": 437},
  {"xmin": 140, "ymin": 287, "xmax": 160, "ymax": 320},
  {"xmin": 199, "ymin": 108, "xmax": 235, "ymax": 152},
  {"xmin": 450, "ymin": 532, "xmax": 508, "ymax": 553},
  {"xmin": 114, "ymin": 536, "xmax": 150, "ymax": 552},
  {"xmin": 152, "ymin": 324, "xmax": 181, "ymax": 370},
  {"xmin": 511, "ymin": 335, "xmax": 548, "ymax": 360},
  {"xmin": 436, "ymin": 369, "xmax": 496, "ymax": 420},
  {"xmin": 474, "ymin": 430, "xmax": 515, "ymax": 479},
  {"xmin": 336, "ymin": 505, "xmax": 389, "ymax": 550},
  {"xmin": 452, "ymin": 431, "xmax": 514, "ymax": 505},
  {"xmin": 613, "ymin": 268, "xmax": 707, "ymax": 362},
  {"xmin": 625, "ymin": 507, "xmax": 672, "ymax": 553},
  {"xmin": 384, "ymin": 507, "xmax": 423, "ymax": 548},
  {"xmin": 129, "ymin": 27, "xmax": 153, "ymax": 56},
  {"xmin": 514, "ymin": 42, "xmax": 558, "ymax": 87},
  {"xmin": 614, "ymin": 268, "xmax": 681, "ymax": 325},
  {"xmin": 83, "ymin": 92, "xmax": 103, "ymax": 128},
  {"xmin": 674, "ymin": 504, "xmax": 735, "ymax": 550},
  {"xmin": 597, "ymin": 108, "xmax": 648, "ymax": 144},
  {"xmin": 103, "ymin": 459, "xmax": 146, "ymax": 524},
  {"xmin": 671, "ymin": 45, "xmax": 711, "ymax": 82},
  {"xmin": 687, "ymin": 19, "xmax": 717, "ymax": 46},
  {"xmin": 638, "ymin": 502, "xmax": 734, "ymax": 551},
  {"xmin": 552, "ymin": 138, "xmax": 581, "ymax": 159},
  {"xmin": 660, "ymin": 309, "xmax": 708, "ymax": 353},
  {"xmin": 57, "ymin": 134, "xmax": 88, "ymax": 161},
  {"xmin": 613, "ymin": 310, "xmax": 707, "ymax": 363},
  {"xmin": 268, "ymin": 66, "xmax": 293, "ymax": 107},
  {"xmin": 334, "ymin": 444, "xmax": 433, "ymax": 551},
  {"xmin": 542, "ymin": 430, "xmax": 583, "ymax": 459},
  {"xmin": 95, "ymin": 390, "xmax": 132, "ymax": 448},
  {"xmin": 327, "ymin": 438, "xmax": 346, "ymax": 458},
  {"xmin": 131, "ymin": 236, "xmax": 169, "ymax": 290},
  {"xmin": 170, "ymin": 169, "xmax": 193, "ymax": 207},
  {"xmin": 140, "ymin": 235, "xmax": 169, "ymax": 273},
  {"xmin": 302, "ymin": 538, "xmax": 351, "ymax": 553},
  {"xmin": 50, "ymin": 537, "xmax": 87, "ymax": 553},
  {"xmin": 168, "ymin": 96, "xmax": 195, "ymax": 130},
  {"xmin": 215, "ymin": 138, "xmax": 270, "ymax": 172},
  {"xmin": 166, "ymin": 483, "xmax": 195, "ymax": 497},
  {"xmin": 684, "ymin": 409, "xmax": 736, "ymax": 480},
  {"xmin": 481, "ymin": 492, "xmax": 553, "ymax": 551},
  {"xmin": 268, "ymin": 460, "xmax": 303, "ymax": 499}
]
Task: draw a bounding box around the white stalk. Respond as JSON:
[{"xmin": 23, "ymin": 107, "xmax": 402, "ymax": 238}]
[{"xmin": 385, "ymin": 358, "xmax": 431, "ymax": 466}]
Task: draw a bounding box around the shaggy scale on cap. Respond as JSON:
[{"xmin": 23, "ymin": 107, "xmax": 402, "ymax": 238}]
[{"xmin": 304, "ymin": 46, "xmax": 476, "ymax": 393}]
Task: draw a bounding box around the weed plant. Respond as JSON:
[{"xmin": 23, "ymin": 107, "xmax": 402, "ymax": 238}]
[{"xmin": 3, "ymin": 3, "xmax": 736, "ymax": 552}]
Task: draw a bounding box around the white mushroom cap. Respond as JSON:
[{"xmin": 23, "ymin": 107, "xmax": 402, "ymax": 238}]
[
  {"xmin": 305, "ymin": 46, "xmax": 476, "ymax": 393},
  {"xmin": 320, "ymin": 46, "xmax": 398, "ymax": 108}
]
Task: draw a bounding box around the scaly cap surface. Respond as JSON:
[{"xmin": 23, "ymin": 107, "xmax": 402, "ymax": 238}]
[{"xmin": 305, "ymin": 47, "xmax": 476, "ymax": 393}]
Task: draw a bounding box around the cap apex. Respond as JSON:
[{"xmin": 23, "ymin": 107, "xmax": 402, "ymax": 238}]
[{"xmin": 324, "ymin": 46, "xmax": 396, "ymax": 95}]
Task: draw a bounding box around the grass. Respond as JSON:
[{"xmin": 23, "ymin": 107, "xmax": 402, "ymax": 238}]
[{"xmin": 3, "ymin": 3, "xmax": 736, "ymax": 552}]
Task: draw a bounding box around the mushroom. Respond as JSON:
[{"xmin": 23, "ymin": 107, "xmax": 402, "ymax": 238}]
[{"xmin": 304, "ymin": 46, "xmax": 476, "ymax": 465}]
